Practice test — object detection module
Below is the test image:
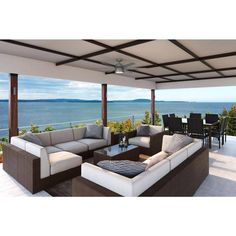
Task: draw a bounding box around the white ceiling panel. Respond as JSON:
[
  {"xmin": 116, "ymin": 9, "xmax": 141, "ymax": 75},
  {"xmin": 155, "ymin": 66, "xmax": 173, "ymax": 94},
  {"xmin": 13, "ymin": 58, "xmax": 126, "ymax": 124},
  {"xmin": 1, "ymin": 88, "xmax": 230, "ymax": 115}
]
[
  {"xmin": 0, "ymin": 41, "xmax": 69, "ymax": 63},
  {"xmin": 166, "ymin": 75, "xmax": 192, "ymax": 80},
  {"xmin": 220, "ymin": 69, "xmax": 236, "ymax": 76},
  {"xmin": 150, "ymin": 78, "xmax": 168, "ymax": 83},
  {"xmin": 122, "ymin": 70, "xmax": 147, "ymax": 78},
  {"xmin": 137, "ymin": 67, "xmax": 174, "ymax": 76},
  {"xmin": 168, "ymin": 61, "xmax": 209, "ymax": 72},
  {"xmin": 68, "ymin": 60, "xmax": 113, "ymax": 72},
  {"xmin": 20, "ymin": 40, "xmax": 104, "ymax": 56},
  {"xmin": 98, "ymin": 40, "xmax": 132, "ymax": 47},
  {"xmin": 190, "ymin": 71, "xmax": 220, "ymax": 78},
  {"xmin": 90, "ymin": 51, "xmax": 150, "ymax": 67},
  {"xmin": 123, "ymin": 40, "xmax": 193, "ymax": 63},
  {"xmin": 205, "ymin": 56, "xmax": 236, "ymax": 68},
  {"xmin": 179, "ymin": 40, "xmax": 236, "ymax": 57}
]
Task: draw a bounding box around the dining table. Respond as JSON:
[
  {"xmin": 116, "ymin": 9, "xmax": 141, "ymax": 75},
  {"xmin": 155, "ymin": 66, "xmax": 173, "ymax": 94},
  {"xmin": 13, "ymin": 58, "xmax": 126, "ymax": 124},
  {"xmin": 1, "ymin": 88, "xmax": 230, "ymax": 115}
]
[{"xmin": 181, "ymin": 118, "xmax": 219, "ymax": 149}]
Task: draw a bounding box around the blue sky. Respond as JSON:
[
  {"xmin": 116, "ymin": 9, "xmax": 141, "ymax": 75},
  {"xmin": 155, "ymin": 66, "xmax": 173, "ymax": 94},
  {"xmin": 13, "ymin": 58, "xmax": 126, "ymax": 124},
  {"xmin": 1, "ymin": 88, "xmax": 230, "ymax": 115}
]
[{"xmin": 0, "ymin": 73, "xmax": 236, "ymax": 102}]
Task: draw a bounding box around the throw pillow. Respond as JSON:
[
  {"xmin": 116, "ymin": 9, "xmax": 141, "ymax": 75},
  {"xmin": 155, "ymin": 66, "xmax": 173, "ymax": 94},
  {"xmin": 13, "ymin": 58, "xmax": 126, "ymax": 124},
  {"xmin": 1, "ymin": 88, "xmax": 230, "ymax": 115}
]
[
  {"xmin": 164, "ymin": 134, "xmax": 193, "ymax": 154},
  {"xmin": 97, "ymin": 160, "xmax": 147, "ymax": 178},
  {"xmin": 85, "ymin": 125, "xmax": 103, "ymax": 139},
  {"xmin": 21, "ymin": 132, "xmax": 44, "ymax": 146},
  {"xmin": 137, "ymin": 125, "xmax": 150, "ymax": 136},
  {"xmin": 144, "ymin": 151, "xmax": 169, "ymax": 170}
]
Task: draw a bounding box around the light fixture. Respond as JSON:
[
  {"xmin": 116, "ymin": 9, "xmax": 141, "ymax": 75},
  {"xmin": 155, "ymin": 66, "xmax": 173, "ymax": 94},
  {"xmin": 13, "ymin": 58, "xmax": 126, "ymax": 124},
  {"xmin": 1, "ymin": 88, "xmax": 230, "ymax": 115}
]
[{"xmin": 115, "ymin": 65, "xmax": 124, "ymax": 74}]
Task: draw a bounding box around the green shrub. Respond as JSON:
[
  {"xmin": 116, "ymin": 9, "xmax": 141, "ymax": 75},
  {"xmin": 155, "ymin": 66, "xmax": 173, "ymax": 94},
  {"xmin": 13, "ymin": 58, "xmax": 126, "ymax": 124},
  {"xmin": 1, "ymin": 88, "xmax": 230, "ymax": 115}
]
[
  {"xmin": 30, "ymin": 123, "xmax": 40, "ymax": 133},
  {"xmin": 142, "ymin": 110, "xmax": 161, "ymax": 125},
  {"xmin": 220, "ymin": 105, "xmax": 236, "ymax": 136},
  {"xmin": 44, "ymin": 126, "xmax": 55, "ymax": 132},
  {"xmin": 0, "ymin": 137, "xmax": 8, "ymax": 153},
  {"xmin": 72, "ymin": 124, "xmax": 86, "ymax": 128},
  {"xmin": 19, "ymin": 128, "xmax": 27, "ymax": 136}
]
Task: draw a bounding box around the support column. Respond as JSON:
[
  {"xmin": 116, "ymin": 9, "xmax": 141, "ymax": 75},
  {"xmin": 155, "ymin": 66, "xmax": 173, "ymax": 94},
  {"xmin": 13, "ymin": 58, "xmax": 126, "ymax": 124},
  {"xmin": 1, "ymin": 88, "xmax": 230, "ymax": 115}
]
[
  {"xmin": 9, "ymin": 73, "xmax": 18, "ymax": 140},
  {"xmin": 101, "ymin": 84, "xmax": 107, "ymax": 126},
  {"xmin": 151, "ymin": 89, "xmax": 155, "ymax": 125}
]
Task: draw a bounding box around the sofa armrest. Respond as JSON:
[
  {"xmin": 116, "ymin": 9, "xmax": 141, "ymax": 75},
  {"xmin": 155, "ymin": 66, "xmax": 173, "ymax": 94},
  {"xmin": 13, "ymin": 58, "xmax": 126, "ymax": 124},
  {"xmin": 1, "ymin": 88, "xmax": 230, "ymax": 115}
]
[
  {"xmin": 149, "ymin": 131, "xmax": 165, "ymax": 155},
  {"xmin": 25, "ymin": 142, "xmax": 50, "ymax": 178},
  {"xmin": 81, "ymin": 163, "xmax": 133, "ymax": 196},
  {"xmin": 103, "ymin": 127, "xmax": 111, "ymax": 145},
  {"xmin": 3, "ymin": 143, "xmax": 41, "ymax": 193}
]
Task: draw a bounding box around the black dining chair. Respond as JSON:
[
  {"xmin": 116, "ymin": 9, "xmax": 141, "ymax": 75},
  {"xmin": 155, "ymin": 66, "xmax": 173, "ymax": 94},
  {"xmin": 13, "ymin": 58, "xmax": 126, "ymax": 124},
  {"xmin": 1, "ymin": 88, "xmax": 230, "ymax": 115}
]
[
  {"xmin": 168, "ymin": 117, "xmax": 184, "ymax": 134},
  {"xmin": 211, "ymin": 117, "xmax": 226, "ymax": 148},
  {"xmin": 162, "ymin": 114, "xmax": 169, "ymax": 131},
  {"xmin": 190, "ymin": 113, "xmax": 202, "ymax": 119},
  {"xmin": 187, "ymin": 118, "xmax": 208, "ymax": 146},
  {"xmin": 205, "ymin": 113, "xmax": 219, "ymax": 124},
  {"xmin": 169, "ymin": 113, "xmax": 176, "ymax": 118}
]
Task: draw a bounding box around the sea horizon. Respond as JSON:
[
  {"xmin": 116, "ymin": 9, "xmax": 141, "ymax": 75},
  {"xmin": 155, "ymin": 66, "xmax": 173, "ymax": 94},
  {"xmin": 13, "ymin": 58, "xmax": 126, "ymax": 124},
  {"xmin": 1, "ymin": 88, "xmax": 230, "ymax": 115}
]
[
  {"xmin": 0, "ymin": 98, "xmax": 236, "ymax": 103},
  {"xmin": 1, "ymin": 100, "xmax": 235, "ymax": 137}
]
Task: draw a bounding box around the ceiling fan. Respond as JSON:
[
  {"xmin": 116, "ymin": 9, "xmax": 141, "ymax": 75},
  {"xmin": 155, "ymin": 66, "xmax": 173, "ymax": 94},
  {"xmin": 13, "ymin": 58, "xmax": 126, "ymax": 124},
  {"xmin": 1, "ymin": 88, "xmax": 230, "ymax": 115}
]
[{"xmin": 105, "ymin": 59, "xmax": 135, "ymax": 75}]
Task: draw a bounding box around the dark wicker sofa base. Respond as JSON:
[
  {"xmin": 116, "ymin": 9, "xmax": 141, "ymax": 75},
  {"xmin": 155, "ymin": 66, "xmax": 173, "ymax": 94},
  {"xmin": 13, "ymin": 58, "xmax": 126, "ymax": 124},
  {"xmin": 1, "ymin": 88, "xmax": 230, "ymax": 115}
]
[
  {"xmin": 72, "ymin": 147, "xmax": 209, "ymax": 196},
  {"xmin": 3, "ymin": 143, "xmax": 81, "ymax": 194}
]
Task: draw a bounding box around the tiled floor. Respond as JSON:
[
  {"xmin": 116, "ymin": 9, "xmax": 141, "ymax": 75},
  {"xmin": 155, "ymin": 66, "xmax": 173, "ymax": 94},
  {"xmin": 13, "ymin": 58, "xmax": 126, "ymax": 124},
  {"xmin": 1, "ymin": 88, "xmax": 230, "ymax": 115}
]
[
  {"xmin": 0, "ymin": 136, "xmax": 236, "ymax": 197},
  {"xmin": 0, "ymin": 164, "xmax": 50, "ymax": 197},
  {"xmin": 195, "ymin": 136, "xmax": 236, "ymax": 196}
]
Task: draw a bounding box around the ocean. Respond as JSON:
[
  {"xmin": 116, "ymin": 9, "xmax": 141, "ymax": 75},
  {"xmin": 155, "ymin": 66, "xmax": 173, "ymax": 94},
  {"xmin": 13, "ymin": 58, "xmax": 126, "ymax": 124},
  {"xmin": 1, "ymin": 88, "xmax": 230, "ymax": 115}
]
[{"xmin": 0, "ymin": 101, "xmax": 235, "ymax": 137}]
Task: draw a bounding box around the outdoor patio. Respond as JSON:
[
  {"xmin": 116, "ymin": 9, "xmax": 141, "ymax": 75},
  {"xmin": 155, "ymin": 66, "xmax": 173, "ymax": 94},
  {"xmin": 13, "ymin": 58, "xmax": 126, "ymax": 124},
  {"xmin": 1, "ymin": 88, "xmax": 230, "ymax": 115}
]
[{"xmin": 0, "ymin": 136, "xmax": 235, "ymax": 197}]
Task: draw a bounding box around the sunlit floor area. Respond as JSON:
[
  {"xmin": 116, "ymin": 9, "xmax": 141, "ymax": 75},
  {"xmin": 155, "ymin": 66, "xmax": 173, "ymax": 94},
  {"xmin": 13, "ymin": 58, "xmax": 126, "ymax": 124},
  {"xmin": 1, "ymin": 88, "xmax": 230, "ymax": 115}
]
[
  {"xmin": 195, "ymin": 136, "xmax": 236, "ymax": 196},
  {"xmin": 0, "ymin": 164, "xmax": 50, "ymax": 197},
  {"xmin": 0, "ymin": 136, "xmax": 236, "ymax": 197}
]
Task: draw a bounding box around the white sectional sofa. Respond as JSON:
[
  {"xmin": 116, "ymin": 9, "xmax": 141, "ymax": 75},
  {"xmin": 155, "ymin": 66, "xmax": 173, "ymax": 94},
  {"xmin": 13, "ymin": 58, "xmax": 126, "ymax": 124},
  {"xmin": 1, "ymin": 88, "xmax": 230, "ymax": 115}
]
[
  {"xmin": 4, "ymin": 126, "xmax": 111, "ymax": 193},
  {"xmin": 78, "ymin": 135, "xmax": 204, "ymax": 197}
]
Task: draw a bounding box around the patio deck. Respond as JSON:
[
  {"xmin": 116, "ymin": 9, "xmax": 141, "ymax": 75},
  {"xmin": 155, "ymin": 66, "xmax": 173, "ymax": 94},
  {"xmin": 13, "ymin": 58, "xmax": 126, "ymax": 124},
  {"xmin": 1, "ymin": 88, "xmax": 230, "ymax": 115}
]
[{"xmin": 0, "ymin": 136, "xmax": 236, "ymax": 197}]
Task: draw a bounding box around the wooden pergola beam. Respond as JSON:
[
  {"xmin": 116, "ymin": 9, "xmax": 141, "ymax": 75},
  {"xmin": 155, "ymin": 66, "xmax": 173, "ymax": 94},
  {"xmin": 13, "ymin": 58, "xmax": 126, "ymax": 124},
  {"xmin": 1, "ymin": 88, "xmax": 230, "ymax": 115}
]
[
  {"xmin": 151, "ymin": 89, "xmax": 155, "ymax": 125},
  {"xmin": 9, "ymin": 73, "xmax": 18, "ymax": 140},
  {"xmin": 101, "ymin": 84, "xmax": 107, "ymax": 126}
]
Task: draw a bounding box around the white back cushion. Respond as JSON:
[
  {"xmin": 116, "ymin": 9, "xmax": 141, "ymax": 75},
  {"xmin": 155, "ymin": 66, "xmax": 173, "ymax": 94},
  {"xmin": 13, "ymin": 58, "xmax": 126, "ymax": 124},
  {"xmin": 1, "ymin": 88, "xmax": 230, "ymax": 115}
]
[
  {"xmin": 144, "ymin": 151, "xmax": 169, "ymax": 170},
  {"xmin": 186, "ymin": 139, "xmax": 203, "ymax": 157},
  {"xmin": 103, "ymin": 127, "xmax": 111, "ymax": 145},
  {"xmin": 82, "ymin": 159, "xmax": 170, "ymax": 197},
  {"xmin": 25, "ymin": 142, "xmax": 50, "ymax": 178},
  {"xmin": 149, "ymin": 125, "xmax": 164, "ymax": 135},
  {"xmin": 82, "ymin": 163, "xmax": 133, "ymax": 196},
  {"xmin": 73, "ymin": 127, "xmax": 86, "ymax": 140},
  {"xmin": 11, "ymin": 136, "xmax": 28, "ymax": 150},
  {"xmin": 50, "ymin": 128, "xmax": 74, "ymax": 145},
  {"xmin": 34, "ymin": 132, "xmax": 51, "ymax": 146},
  {"xmin": 161, "ymin": 135, "xmax": 173, "ymax": 151},
  {"xmin": 167, "ymin": 148, "xmax": 188, "ymax": 170},
  {"xmin": 132, "ymin": 159, "xmax": 170, "ymax": 196}
]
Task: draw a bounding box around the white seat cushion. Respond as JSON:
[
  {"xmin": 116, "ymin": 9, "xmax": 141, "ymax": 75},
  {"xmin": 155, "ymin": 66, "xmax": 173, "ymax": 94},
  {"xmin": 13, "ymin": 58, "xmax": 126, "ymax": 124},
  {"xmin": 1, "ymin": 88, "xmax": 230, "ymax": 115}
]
[
  {"xmin": 78, "ymin": 139, "xmax": 107, "ymax": 150},
  {"xmin": 144, "ymin": 151, "xmax": 169, "ymax": 170},
  {"xmin": 45, "ymin": 146, "xmax": 62, "ymax": 154},
  {"xmin": 49, "ymin": 151, "xmax": 82, "ymax": 175},
  {"xmin": 128, "ymin": 136, "xmax": 150, "ymax": 148},
  {"xmin": 55, "ymin": 141, "xmax": 88, "ymax": 153}
]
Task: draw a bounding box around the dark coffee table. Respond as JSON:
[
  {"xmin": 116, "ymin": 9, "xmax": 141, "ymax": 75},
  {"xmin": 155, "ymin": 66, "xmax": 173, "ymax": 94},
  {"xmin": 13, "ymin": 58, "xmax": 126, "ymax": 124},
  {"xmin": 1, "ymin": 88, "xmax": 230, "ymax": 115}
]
[{"xmin": 93, "ymin": 144, "xmax": 139, "ymax": 165}]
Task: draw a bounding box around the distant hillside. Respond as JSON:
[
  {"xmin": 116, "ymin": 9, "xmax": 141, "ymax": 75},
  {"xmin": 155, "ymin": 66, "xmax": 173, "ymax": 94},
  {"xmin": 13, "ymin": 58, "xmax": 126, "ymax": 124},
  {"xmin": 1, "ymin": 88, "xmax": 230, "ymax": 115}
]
[
  {"xmin": 0, "ymin": 98, "xmax": 190, "ymax": 103},
  {"xmin": 0, "ymin": 98, "xmax": 152, "ymax": 103}
]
